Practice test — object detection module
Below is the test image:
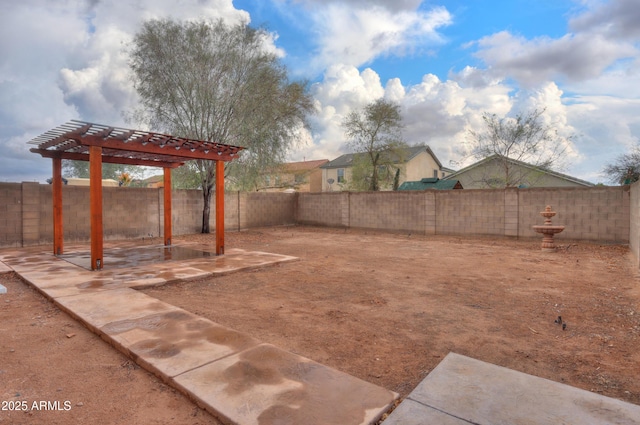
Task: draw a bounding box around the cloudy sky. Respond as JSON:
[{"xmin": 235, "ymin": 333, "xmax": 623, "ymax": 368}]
[{"xmin": 1, "ymin": 0, "xmax": 639, "ymax": 184}]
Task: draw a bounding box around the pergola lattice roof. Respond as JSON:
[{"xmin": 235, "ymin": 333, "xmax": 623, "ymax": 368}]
[{"xmin": 28, "ymin": 120, "xmax": 244, "ymax": 168}]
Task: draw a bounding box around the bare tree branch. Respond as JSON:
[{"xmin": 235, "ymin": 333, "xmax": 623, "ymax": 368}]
[{"xmin": 465, "ymin": 108, "xmax": 573, "ymax": 188}]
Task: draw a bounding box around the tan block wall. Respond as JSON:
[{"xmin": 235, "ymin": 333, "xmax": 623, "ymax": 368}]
[
  {"xmin": 0, "ymin": 183, "xmax": 23, "ymax": 247},
  {"xmin": 21, "ymin": 182, "xmax": 40, "ymax": 246},
  {"xmin": 518, "ymin": 187, "xmax": 630, "ymax": 242},
  {"xmin": 630, "ymin": 183, "xmax": 640, "ymax": 267},
  {"xmin": 349, "ymin": 192, "xmax": 427, "ymax": 233},
  {"xmin": 0, "ymin": 184, "xmax": 295, "ymax": 248},
  {"xmin": 436, "ymin": 189, "xmax": 505, "ymax": 236},
  {"xmin": 103, "ymin": 187, "xmax": 161, "ymax": 240},
  {"xmin": 296, "ymin": 193, "xmax": 348, "ymax": 227},
  {"xmin": 241, "ymin": 192, "xmax": 296, "ymax": 228},
  {"xmin": 0, "ymin": 182, "xmax": 633, "ymax": 251},
  {"xmin": 296, "ymin": 186, "xmax": 631, "ymax": 244}
]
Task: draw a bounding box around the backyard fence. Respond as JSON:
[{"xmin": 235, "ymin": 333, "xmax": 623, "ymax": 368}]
[
  {"xmin": 2, "ymin": 182, "xmax": 638, "ymax": 266},
  {"xmin": 296, "ymin": 186, "xmax": 630, "ymax": 242}
]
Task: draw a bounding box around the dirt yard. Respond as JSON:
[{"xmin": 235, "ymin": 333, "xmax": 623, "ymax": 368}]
[{"xmin": 2, "ymin": 226, "xmax": 639, "ymax": 424}]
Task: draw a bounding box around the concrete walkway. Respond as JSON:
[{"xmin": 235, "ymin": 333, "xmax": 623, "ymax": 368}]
[{"xmin": 0, "ymin": 242, "xmax": 398, "ymax": 425}]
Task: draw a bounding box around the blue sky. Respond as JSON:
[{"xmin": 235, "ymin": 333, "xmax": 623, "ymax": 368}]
[{"xmin": 1, "ymin": 0, "xmax": 639, "ymax": 184}]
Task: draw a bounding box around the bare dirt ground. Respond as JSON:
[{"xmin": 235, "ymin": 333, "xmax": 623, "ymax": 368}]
[{"xmin": 2, "ymin": 226, "xmax": 640, "ymax": 424}]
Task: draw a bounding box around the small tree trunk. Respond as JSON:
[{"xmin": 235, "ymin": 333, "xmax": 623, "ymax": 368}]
[
  {"xmin": 370, "ymin": 152, "xmax": 380, "ymax": 191},
  {"xmin": 393, "ymin": 168, "xmax": 400, "ymax": 190},
  {"xmin": 202, "ymin": 183, "xmax": 213, "ymax": 233}
]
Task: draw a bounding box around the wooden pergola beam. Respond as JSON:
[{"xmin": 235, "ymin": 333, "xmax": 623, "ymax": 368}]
[
  {"xmin": 77, "ymin": 135, "xmax": 237, "ymax": 162},
  {"xmin": 30, "ymin": 148, "xmax": 185, "ymax": 168}
]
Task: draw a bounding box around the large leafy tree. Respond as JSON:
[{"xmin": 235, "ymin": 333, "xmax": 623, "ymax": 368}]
[
  {"xmin": 341, "ymin": 99, "xmax": 406, "ymax": 191},
  {"xmin": 466, "ymin": 108, "xmax": 572, "ymax": 188},
  {"xmin": 129, "ymin": 19, "xmax": 313, "ymax": 232},
  {"xmin": 602, "ymin": 146, "xmax": 640, "ymax": 185}
]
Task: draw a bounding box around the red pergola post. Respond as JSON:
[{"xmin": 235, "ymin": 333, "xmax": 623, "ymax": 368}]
[
  {"xmin": 90, "ymin": 145, "xmax": 103, "ymax": 270},
  {"xmin": 163, "ymin": 167, "xmax": 172, "ymax": 246},
  {"xmin": 215, "ymin": 160, "xmax": 224, "ymax": 255},
  {"xmin": 52, "ymin": 157, "xmax": 63, "ymax": 255}
]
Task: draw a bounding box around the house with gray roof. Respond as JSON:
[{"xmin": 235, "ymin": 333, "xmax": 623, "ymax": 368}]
[{"xmin": 320, "ymin": 145, "xmax": 452, "ymax": 191}]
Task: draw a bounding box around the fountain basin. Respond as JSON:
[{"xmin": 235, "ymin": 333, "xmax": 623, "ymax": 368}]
[
  {"xmin": 532, "ymin": 225, "xmax": 565, "ymax": 235},
  {"xmin": 533, "ymin": 225, "xmax": 565, "ymax": 252}
]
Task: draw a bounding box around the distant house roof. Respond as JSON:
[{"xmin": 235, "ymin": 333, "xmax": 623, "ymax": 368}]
[
  {"xmin": 444, "ymin": 154, "xmax": 595, "ymax": 187},
  {"xmin": 143, "ymin": 175, "xmax": 164, "ymax": 184},
  {"xmin": 398, "ymin": 178, "xmax": 463, "ymax": 191},
  {"xmin": 282, "ymin": 159, "xmax": 329, "ymax": 173},
  {"xmin": 321, "ymin": 145, "xmax": 441, "ymax": 169}
]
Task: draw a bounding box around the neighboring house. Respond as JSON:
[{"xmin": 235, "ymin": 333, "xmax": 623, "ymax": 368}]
[
  {"xmin": 261, "ymin": 159, "xmax": 329, "ymax": 192},
  {"xmin": 65, "ymin": 177, "xmax": 119, "ymax": 187},
  {"xmin": 320, "ymin": 145, "xmax": 451, "ymax": 191},
  {"xmin": 398, "ymin": 178, "xmax": 463, "ymax": 190},
  {"xmin": 141, "ymin": 175, "xmax": 165, "ymax": 188},
  {"xmin": 444, "ymin": 155, "xmax": 594, "ymax": 189}
]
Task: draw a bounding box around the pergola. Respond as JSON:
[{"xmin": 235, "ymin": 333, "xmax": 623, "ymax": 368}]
[{"xmin": 28, "ymin": 120, "xmax": 244, "ymax": 270}]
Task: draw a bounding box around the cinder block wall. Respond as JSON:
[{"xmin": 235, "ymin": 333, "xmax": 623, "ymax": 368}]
[
  {"xmin": 241, "ymin": 192, "xmax": 296, "ymax": 228},
  {"xmin": 103, "ymin": 187, "xmax": 160, "ymax": 240},
  {"xmin": 629, "ymin": 183, "xmax": 640, "ymax": 267},
  {"xmin": 349, "ymin": 192, "xmax": 426, "ymax": 233},
  {"xmin": 0, "ymin": 182, "xmax": 635, "ymax": 249},
  {"xmin": 295, "ymin": 186, "xmax": 631, "ymax": 243},
  {"xmin": 518, "ymin": 186, "xmax": 630, "ymax": 241},
  {"xmin": 0, "ymin": 183, "xmax": 298, "ymax": 248},
  {"xmin": 296, "ymin": 193, "xmax": 348, "ymax": 227},
  {"xmin": 0, "ymin": 183, "xmax": 23, "ymax": 247},
  {"xmin": 436, "ymin": 189, "xmax": 505, "ymax": 236}
]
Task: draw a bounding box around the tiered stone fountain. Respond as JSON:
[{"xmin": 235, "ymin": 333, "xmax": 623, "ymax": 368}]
[{"xmin": 532, "ymin": 205, "xmax": 565, "ymax": 252}]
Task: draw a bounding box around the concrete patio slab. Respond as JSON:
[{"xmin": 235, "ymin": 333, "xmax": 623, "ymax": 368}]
[
  {"xmin": 0, "ymin": 244, "xmax": 298, "ymax": 298},
  {"xmin": 384, "ymin": 352, "xmax": 640, "ymax": 425},
  {"xmin": 54, "ymin": 288, "xmax": 183, "ymax": 333},
  {"xmin": 0, "ymin": 259, "xmax": 11, "ymax": 275},
  {"xmin": 101, "ymin": 309, "xmax": 260, "ymax": 378},
  {"xmin": 173, "ymin": 343, "xmax": 399, "ymax": 425},
  {"xmin": 382, "ymin": 399, "xmax": 469, "ymax": 425}
]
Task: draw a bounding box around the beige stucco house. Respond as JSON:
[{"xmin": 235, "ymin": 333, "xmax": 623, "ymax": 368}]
[
  {"xmin": 260, "ymin": 159, "xmax": 329, "ymax": 192},
  {"xmin": 444, "ymin": 155, "xmax": 594, "ymax": 189},
  {"xmin": 320, "ymin": 145, "xmax": 452, "ymax": 191}
]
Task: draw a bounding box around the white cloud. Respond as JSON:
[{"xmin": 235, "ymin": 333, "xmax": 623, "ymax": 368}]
[
  {"xmin": 305, "ymin": 2, "xmax": 451, "ymax": 73},
  {"xmin": 471, "ymin": 31, "xmax": 637, "ymax": 87},
  {"xmin": 294, "ymin": 65, "xmax": 515, "ymax": 169},
  {"xmin": 570, "ymin": 0, "xmax": 640, "ymax": 40},
  {"xmin": 295, "ymin": 65, "xmax": 616, "ymax": 183},
  {"xmin": 466, "ymin": 0, "xmax": 640, "ymax": 90},
  {"xmin": 0, "ymin": 0, "xmax": 250, "ymax": 182}
]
